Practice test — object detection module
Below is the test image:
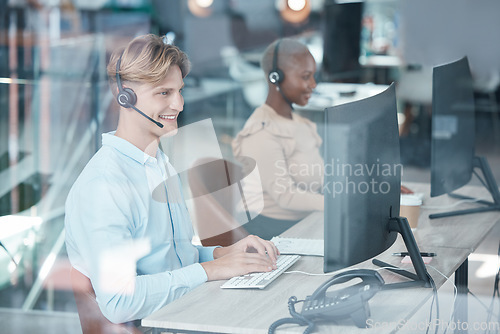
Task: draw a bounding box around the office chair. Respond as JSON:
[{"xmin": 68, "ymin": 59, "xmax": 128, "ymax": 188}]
[
  {"xmin": 188, "ymin": 158, "xmax": 250, "ymax": 247},
  {"xmin": 70, "ymin": 268, "xmax": 144, "ymax": 334},
  {"xmin": 227, "ymin": 55, "xmax": 267, "ymax": 109}
]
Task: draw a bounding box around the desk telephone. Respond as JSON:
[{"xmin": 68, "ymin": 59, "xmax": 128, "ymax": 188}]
[{"xmin": 268, "ymin": 269, "xmax": 384, "ymax": 334}]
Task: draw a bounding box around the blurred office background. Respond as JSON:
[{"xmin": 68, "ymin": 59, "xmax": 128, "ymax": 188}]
[{"xmin": 0, "ymin": 0, "xmax": 499, "ymax": 332}]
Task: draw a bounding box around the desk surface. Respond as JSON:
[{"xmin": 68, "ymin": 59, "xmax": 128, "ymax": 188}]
[
  {"xmin": 295, "ymin": 82, "xmax": 389, "ymax": 113},
  {"xmin": 359, "ymin": 55, "xmax": 402, "ymax": 68},
  {"xmin": 142, "ymin": 182, "xmax": 499, "ymax": 333}
]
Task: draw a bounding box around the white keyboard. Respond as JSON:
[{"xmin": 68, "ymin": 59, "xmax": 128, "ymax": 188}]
[{"xmin": 220, "ymin": 254, "xmax": 300, "ymax": 289}]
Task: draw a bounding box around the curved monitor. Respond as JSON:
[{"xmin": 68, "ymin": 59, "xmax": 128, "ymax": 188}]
[
  {"xmin": 429, "ymin": 56, "xmax": 500, "ymax": 219},
  {"xmin": 430, "ymin": 56, "xmax": 475, "ymax": 197},
  {"xmin": 323, "ymin": 83, "xmax": 401, "ymax": 272}
]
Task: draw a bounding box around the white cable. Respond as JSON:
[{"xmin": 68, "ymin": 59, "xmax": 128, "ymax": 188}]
[
  {"xmin": 285, "ymin": 263, "xmax": 459, "ymax": 332},
  {"xmin": 284, "ymin": 266, "xmax": 414, "ymax": 276},
  {"xmin": 283, "ymin": 270, "xmax": 336, "ymax": 276},
  {"xmin": 427, "ymin": 265, "xmax": 458, "ymax": 334},
  {"xmin": 284, "ymin": 264, "xmax": 463, "ymax": 334}
]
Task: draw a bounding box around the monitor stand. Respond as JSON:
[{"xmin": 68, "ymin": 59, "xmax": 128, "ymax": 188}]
[
  {"xmin": 430, "ymin": 156, "xmax": 500, "ymax": 219},
  {"xmin": 373, "ymin": 216, "xmax": 432, "ymax": 289}
]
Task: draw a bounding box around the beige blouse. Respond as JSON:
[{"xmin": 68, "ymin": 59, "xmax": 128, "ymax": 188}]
[{"xmin": 232, "ymin": 104, "xmax": 324, "ymax": 221}]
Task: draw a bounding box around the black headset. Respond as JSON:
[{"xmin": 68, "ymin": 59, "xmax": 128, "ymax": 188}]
[
  {"xmin": 115, "ymin": 55, "xmax": 164, "ymax": 128},
  {"xmin": 268, "ymin": 39, "xmax": 284, "ymax": 85},
  {"xmin": 116, "ymin": 55, "xmax": 137, "ymax": 107},
  {"xmin": 268, "ymin": 39, "xmax": 294, "ymax": 109}
]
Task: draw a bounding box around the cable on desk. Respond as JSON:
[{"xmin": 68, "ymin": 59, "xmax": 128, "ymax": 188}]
[
  {"xmin": 268, "ymin": 296, "xmax": 315, "ymax": 334},
  {"xmin": 280, "ymin": 265, "xmax": 466, "ymax": 334},
  {"xmin": 426, "ymin": 274, "xmax": 439, "ymax": 334},
  {"xmin": 283, "ymin": 270, "xmax": 336, "ymax": 276},
  {"xmin": 284, "ymin": 266, "xmax": 419, "ymax": 277},
  {"xmin": 375, "ymin": 264, "xmax": 439, "ymax": 334},
  {"xmin": 427, "ymin": 265, "xmax": 458, "ymax": 334},
  {"xmin": 485, "ymin": 241, "xmax": 500, "ymax": 334}
]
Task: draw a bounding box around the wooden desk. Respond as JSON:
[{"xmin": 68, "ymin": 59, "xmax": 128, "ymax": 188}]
[{"xmin": 142, "ymin": 182, "xmax": 499, "ymax": 333}]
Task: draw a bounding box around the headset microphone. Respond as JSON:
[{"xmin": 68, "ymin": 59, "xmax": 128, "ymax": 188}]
[
  {"xmin": 128, "ymin": 104, "xmax": 164, "ymax": 128},
  {"xmin": 268, "ymin": 40, "xmax": 293, "ymax": 110},
  {"xmin": 268, "ymin": 40, "xmax": 284, "ymax": 85},
  {"xmin": 115, "ymin": 56, "xmax": 164, "ymax": 128}
]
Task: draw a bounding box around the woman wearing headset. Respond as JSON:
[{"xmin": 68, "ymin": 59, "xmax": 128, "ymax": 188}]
[
  {"xmin": 233, "ymin": 38, "xmax": 323, "ymax": 240},
  {"xmin": 233, "ymin": 39, "xmax": 413, "ymax": 240}
]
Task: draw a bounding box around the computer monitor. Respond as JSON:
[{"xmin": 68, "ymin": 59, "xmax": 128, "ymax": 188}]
[
  {"xmin": 321, "ymin": 0, "xmax": 363, "ymax": 81},
  {"xmin": 430, "ymin": 56, "xmax": 500, "ymax": 219},
  {"xmin": 323, "ymin": 83, "xmax": 430, "ymax": 287}
]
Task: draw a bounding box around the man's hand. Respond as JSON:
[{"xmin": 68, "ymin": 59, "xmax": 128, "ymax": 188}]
[
  {"xmin": 214, "ymin": 235, "xmax": 279, "ymax": 261},
  {"xmin": 201, "ymin": 235, "xmax": 280, "ymax": 281}
]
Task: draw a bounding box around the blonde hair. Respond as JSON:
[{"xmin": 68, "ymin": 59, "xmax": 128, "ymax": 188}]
[{"xmin": 107, "ymin": 34, "xmax": 191, "ymax": 90}]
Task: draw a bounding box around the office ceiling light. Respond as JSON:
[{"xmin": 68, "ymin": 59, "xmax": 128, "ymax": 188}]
[
  {"xmin": 288, "ymin": 0, "xmax": 306, "ymax": 11},
  {"xmin": 188, "ymin": 0, "xmax": 214, "ymax": 17},
  {"xmin": 197, "ymin": 0, "xmax": 214, "ymax": 8},
  {"xmin": 278, "ymin": 0, "xmax": 311, "ymax": 24}
]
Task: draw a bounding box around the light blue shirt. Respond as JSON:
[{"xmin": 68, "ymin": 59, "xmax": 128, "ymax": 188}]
[{"xmin": 65, "ymin": 132, "xmax": 217, "ymax": 324}]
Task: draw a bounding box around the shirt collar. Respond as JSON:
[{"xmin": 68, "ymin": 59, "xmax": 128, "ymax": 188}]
[
  {"xmin": 232, "ymin": 104, "xmax": 322, "ymax": 157},
  {"xmin": 236, "ymin": 104, "xmax": 298, "ymax": 139},
  {"xmin": 102, "ymin": 132, "xmax": 161, "ymax": 165}
]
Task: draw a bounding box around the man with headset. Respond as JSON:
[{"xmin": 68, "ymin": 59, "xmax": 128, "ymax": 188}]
[{"xmin": 64, "ymin": 34, "xmax": 279, "ymax": 325}]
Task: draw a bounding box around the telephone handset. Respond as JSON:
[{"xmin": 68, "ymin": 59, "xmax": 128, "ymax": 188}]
[
  {"xmin": 268, "ymin": 269, "xmax": 384, "ymax": 333},
  {"xmin": 301, "ymin": 269, "xmax": 384, "ymax": 328}
]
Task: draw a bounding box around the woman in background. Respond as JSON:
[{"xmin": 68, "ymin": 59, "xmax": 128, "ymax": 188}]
[
  {"xmin": 232, "ymin": 38, "xmax": 323, "ymax": 240},
  {"xmin": 233, "ymin": 38, "xmax": 413, "ymax": 240}
]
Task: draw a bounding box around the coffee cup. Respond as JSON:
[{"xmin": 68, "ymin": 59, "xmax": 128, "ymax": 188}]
[{"xmin": 400, "ymin": 195, "xmax": 422, "ymax": 229}]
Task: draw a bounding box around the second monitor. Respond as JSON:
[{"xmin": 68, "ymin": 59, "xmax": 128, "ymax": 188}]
[
  {"xmin": 430, "ymin": 56, "xmax": 500, "ymax": 218},
  {"xmin": 323, "ymin": 83, "xmax": 430, "ymax": 287}
]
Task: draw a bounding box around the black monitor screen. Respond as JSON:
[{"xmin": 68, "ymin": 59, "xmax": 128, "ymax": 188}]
[
  {"xmin": 430, "ymin": 57, "xmax": 475, "ymax": 197},
  {"xmin": 322, "ymin": 1, "xmax": 363, "ymax": 80},
  {"xmin": 323, "ymin": 84, "xmax": 401, "ymax": 273}
]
